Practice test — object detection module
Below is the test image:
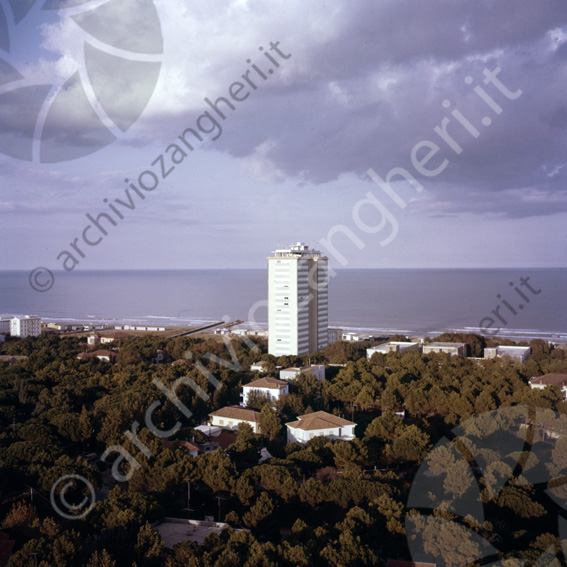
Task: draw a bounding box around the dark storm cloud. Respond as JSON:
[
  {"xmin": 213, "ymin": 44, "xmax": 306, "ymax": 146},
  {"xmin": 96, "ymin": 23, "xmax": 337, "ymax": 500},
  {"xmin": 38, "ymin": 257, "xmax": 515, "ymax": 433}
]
[{"xmin": 206, "ymin": 0, "xmax": 567, "ymax": 219}]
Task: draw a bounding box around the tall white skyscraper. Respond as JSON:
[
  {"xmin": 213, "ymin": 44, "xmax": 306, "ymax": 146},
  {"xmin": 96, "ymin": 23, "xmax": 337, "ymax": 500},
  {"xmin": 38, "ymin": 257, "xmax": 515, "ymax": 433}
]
[{"xmin": 268, "ymin": 242, "xmax": 328, "ymax": 356}]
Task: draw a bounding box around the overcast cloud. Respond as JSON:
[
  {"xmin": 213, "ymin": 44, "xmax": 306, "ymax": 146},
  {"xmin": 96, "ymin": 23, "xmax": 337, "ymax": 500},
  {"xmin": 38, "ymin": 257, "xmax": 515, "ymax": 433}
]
[{"xmin": 1, "ymin": 0, "xmax": 566, "ymax": 270}]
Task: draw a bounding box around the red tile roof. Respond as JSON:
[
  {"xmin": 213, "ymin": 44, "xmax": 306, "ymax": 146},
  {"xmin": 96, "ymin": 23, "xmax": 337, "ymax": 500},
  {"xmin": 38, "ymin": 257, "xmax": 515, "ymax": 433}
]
[
  {"xmin": 286, "ymin": 411, "xmax": 355, "ymax": 431},
  {"xmin": 162, "ymin": 439, "xmax": 200, "ymax": 452},
  {"xmin": 530, "ymin": 373, "xmax": 567, "ymax": 386},
  {"xmin": 209, "ymin": 406, "xmax": 261, "ymax": 423},
  {"xmin": 244, "ymin": 377, "xmax": 288, "ymax": 390},
  {"xmin": 215, "ymin": 431, "xmax": 237, "ymax": 449}
]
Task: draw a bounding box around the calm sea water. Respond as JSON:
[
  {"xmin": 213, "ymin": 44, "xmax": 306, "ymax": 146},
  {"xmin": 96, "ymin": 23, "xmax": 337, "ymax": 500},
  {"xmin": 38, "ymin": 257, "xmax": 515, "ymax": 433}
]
[{"xmin": 0, "ymin": 269, "xmax": 565, "ymax": 340}]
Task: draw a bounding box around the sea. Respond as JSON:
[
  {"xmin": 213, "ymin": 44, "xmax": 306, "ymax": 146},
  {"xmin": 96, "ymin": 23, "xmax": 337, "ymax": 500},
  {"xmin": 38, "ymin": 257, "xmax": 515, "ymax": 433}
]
[{"xmin": 1, "ymin": 269, "xmax": 566, "ymax": 341}]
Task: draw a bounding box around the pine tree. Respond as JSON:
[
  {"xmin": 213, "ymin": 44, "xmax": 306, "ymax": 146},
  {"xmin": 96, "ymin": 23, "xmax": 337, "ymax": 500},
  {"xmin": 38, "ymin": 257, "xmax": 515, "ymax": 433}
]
[{"xmin": 259, "ymin": 403, "xmax": 282, "ymax": 441}]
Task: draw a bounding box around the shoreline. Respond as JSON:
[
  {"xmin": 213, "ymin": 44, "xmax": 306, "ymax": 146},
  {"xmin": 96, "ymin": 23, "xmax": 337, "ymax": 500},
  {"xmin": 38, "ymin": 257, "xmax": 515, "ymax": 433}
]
[{"xmin": 6, "ymin": 313, "xmax": 566, "ymax": 344}]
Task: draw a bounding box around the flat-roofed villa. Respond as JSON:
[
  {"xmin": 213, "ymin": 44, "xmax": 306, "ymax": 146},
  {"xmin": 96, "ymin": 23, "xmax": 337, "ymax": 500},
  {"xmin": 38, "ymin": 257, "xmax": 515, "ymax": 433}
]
[
  {"xmin": 367, "ymin": 341, "xmax": 420, "ymax": 358},
  {"xmin": 422, "ymin": 342, "xmax": 467, "ymax": 358},
  {"xmin": 208, "ymin": 406, "xmax": 261, "ymax": 434},
  {"xmin": 279, "ymin": 364, "xmax": 325, "ymax": 382},
  {"xmin": 484, "ymin": 345, "xmax": 531, "ymax": 363},
  {"xmin": 286, "ymin": 411, "xmax": 356, "ymax": 443},
  {"xmin": 529, "ymin": 374, "xmax": 567, "ymax": 400},
  {"xmin": 241, "ymin": 377, "xmax": 289, "ymax": 407}
]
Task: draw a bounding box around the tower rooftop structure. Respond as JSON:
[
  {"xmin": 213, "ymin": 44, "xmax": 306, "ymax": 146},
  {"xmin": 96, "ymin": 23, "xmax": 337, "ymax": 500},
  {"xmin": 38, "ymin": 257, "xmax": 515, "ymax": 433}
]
[{"xmin": 270, "ymin": 242, "xmax": 326, "ymax": 259}]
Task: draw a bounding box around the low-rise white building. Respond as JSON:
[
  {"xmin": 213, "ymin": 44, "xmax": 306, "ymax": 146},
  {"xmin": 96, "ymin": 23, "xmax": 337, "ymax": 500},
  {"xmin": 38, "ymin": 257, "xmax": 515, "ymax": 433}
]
[
  {"xmin": 100, "ymin": 331, "xmax": 135, "ymax": 343},
  {"xmin": 208, "ymin": 406, "xmax": 261, "ymax": 434},
  {"xmin": 484, "ymin": 346, "xmax": 531, "ymax": 363},
  {"xmin": 242, "ymin": 377, "xmax": 289, "ymax": 407},
  {"xmin": 232, "ymin": 328, "xmax": 268, "ymax": 338},
  {"xmin": 10, "ymin": 316, "xmax": 42, "ymax": 338},
  {"xmin": 286, "ymin": 411, "xmax": 356, "ymax": 443},
  {"xmin": 87, "ymin": 332, "xmax": 101, "ymax": 346},
  {"xmin": 279, "ymin": 364, "xmax": 325, "ymax": 382},
  {"xmin": 422, "ymin": 342, "xmax": 466, "ymax": 358},
  {"xmin": 342, "ymin": 332, "xmax": 371, "ymax": 341},
  {"xmin": 367, "ymin": 341, "xmax": 420, "ymax": 358},
  {"xmin": 77, "ymin": 350, "xmax": 116, "ymax": 363},
  {"xmin": 529, "ymin": 374, "xmax": 567, "ymax": 400}
]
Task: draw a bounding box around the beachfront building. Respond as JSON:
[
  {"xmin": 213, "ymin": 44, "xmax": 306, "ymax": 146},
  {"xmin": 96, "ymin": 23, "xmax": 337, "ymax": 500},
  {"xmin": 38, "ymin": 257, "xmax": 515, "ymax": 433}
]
[
  {"xmin": 529, "ymin": 374, "xmax": 567, "ymax": 400},
  {"xmin": 208, "ymin": 406, "xmax": 261, "ymax": 434},
  {"xmin": 286, "ymin": 411, "xmax": 356, "ymax": 444},
  {"xmin": 241, "ymin": 377, "xmax": 289, "ymax": 407},
  {"xmin": 342, "ymin": 332, "xmax": 370, "ymax": 341},
  {"xmin": 422, "ymin": 342, "xmax": 467, "ymax": 358},
  {"xmin": 367, "ymin": 341, "xmax": 420, "ymax": 358},
  {"xmin": 268, "ymin": 242, "xmax": 328, "ymax": 356},
  {"xmin": 279, "ymin": 364, "xmax": 326, "ymax": 382},
  {"xmin": 100, "ymin": 331, "xmax": 135, "ymax": 343},
  {"xmin": 10, "ymin": 316, "xmax": 41, "ymax": 338},
  {"xmin": 484, "ymin": 345, "xmax": 531, "ymax": 363}
]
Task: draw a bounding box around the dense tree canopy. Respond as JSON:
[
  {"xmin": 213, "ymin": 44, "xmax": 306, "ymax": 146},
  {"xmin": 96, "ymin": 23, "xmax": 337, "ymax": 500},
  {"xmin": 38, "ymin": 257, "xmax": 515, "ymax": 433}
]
[{"xmin": 0, "ymin": 334, "xmax": 565, "ymax": 566}]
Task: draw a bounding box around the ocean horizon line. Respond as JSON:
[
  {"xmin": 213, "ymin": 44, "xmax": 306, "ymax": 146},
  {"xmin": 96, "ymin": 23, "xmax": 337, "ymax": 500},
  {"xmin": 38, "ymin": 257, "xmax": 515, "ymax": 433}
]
[{"xmin": 2, "ymin": 267, "xmax": 566, "ymax": 273}]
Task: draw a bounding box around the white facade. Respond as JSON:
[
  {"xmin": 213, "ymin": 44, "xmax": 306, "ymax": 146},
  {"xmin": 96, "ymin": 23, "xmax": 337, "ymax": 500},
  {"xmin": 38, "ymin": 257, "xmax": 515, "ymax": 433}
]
[
  {"xmin": 367, "ymin": 342, "xmax": 420, "ymax": 358},
  {"xmin": 422, "ymin": 342, "xmax": 467, "ymax": 357},
  {"xmin": 209, "ymin": 406, "xmax": 261, "ymax": 434},
  {"xmin": 286, "ymin": 411, "xmax": 356, "ymax": 444},
  {"xmin": 87, "ymin": 333, "xmax": 101, "ymax": 346},
  {"xmin": 268, "ymin": 242, "xmax": 328, "ymax": 356},
  {"xmin": 10, "ymin": 316, "xmax": 41, "ymax": 338},
  {"xmin": 279, "ymin": 365, "xmax": 325, "ymax": 382},
  {"xmin": 342, "ymin": 332, "xmax": 369, "ymax": 341},
  {"xmin": 241, "ymin": 377, "xmax": 289, "ymax": 407},
  {"xmin": 484, "ymin": 346, "xmax": 531, "ymax": 363}
]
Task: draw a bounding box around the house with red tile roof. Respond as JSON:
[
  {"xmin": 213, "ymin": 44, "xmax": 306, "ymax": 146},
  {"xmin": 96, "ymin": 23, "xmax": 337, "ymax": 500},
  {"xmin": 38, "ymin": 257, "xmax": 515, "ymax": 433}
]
[
  {"xmin": 208, "ymin": 406, "xmax": 261, "ymax": 434},
  {"xmin": 286, "ymin": 411, "xmax": 356, "ymax": 444},
  {"xmin": 529, "ymin": 373, "xmax": 567, "ymax": 400},
  {"xmin": 241, "ymin": 376, "xmax": 288, "ymax": 407}
]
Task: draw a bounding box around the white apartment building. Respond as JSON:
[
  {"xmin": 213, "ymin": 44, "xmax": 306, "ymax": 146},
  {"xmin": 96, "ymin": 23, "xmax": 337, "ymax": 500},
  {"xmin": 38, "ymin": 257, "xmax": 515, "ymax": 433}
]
[
  {"xmin": 279, "ymin": 365, "xmax": 326, "ymax": 382},
  {"xmin": 241, "ymin": 377, "xmax": 289, "ymax": 407},
  {"xmin": 484, "ymin": 346, "xmax": 531, "ymax": 363},
  {"xmin": 268, "ymin": 242, "xmax": 328, "ymax": 356},
  {"xmin": 422, "ymin": 342, "xmax": 467, "ymax": 358},
  {"xmin": 10, "ymin": 316, "xmax": 42, "ymax": 338}
]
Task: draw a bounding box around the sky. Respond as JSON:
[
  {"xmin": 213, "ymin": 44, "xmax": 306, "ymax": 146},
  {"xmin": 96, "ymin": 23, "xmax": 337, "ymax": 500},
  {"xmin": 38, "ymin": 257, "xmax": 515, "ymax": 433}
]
[{"xmin": 1, "ymin": 0, "xmax": 567, "ymax": 271}]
